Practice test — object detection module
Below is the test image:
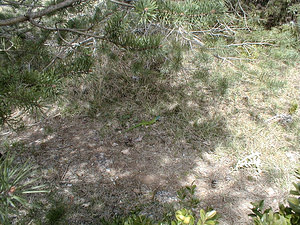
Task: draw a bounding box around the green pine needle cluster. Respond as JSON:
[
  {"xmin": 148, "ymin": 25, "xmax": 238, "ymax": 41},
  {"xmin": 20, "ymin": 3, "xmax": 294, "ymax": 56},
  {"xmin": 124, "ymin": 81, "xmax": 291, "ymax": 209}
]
[{"xmin": 0, "ymin": 152, "xmax": 48, "ymax": 224}]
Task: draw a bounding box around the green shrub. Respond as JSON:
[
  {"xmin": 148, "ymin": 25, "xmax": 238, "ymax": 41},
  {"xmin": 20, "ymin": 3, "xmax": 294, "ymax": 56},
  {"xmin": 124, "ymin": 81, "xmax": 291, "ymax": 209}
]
[
  {"xmin": 249, "ymin": 169, "xmax": 300, "ymax": 225},
  {"xmin": 173, "ymin": 208, "xmax": 219, "ymax": 225},
  {"xmin": 177, "ymin": 183, "xmax": 200, "ymax": 209},
  {"xmin": 99, "ymin": 214, "xmax": 155, "ymax": 225}
]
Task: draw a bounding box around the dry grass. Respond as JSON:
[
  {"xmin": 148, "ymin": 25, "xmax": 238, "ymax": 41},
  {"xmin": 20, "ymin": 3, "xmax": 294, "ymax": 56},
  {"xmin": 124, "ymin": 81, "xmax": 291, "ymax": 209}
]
[{"xmin": 1, "ymin": 24, "xmax": 299, "ymax": 224}]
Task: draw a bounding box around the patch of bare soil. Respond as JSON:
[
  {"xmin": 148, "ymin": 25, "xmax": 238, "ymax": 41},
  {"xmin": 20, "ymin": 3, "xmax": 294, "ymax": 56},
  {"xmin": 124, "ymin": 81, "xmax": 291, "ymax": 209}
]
[{"xmin": 0, "ymin": 115, "xmax": 289, "ymax": 224}]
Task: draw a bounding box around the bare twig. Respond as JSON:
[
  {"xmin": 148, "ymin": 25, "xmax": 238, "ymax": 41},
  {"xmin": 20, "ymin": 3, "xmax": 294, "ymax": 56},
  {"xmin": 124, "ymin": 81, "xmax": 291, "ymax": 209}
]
[
  {"xmin": 191, "ymin": 22, "xmax": 236, "ymax": 38},
  {"xmin": 265, "ymin": 114, "xmax": 293, "ymax": 124},
  {"xmin": 178, "ymin": 27, "xmax": 205, "ymax": 47},
  {"xmin": 191, "ymin": 30, "xmax": 231, "ymax": 38},
  {"xmin": 29, "ymin": 18, "xmax": 105, "ymax": 39},
  {"xmin": 225, "ymin": 42, "xmax": 274, "ymax": 47},
  {"xmin": 214, "ymin": 54, "xmax": 254, "ymax": 61},
  {"xmin": 226, "ymin": 0, "xmax": 241, "ymax": 17},
  {"xmin": 57, "ymin": 31, "xmax": 74, "ymax": 46},
  {"xmin": 60, "ymin": 162, "xmax": 71, "ymax": 181},
  {"xmin": 238, "ymin": 0, "xmax": 250, "ymax": 31},
  {"xmin": 42, "ymin": 36, "xmax": 95, "ymax": 71},
  {"xmin": 109, "ymin": 0, "xmax": 134, "ymax": 8}
]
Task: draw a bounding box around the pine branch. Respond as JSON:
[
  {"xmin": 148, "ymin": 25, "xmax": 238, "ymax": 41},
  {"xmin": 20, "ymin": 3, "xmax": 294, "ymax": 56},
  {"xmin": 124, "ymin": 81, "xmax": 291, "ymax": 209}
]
[
  {"xmin": 0, "ymin": 0, "xmax": 46, "ymax": 8},
  {"xmin": 0, "ymin": 0, "xmax": 86, "ymax": 26}
]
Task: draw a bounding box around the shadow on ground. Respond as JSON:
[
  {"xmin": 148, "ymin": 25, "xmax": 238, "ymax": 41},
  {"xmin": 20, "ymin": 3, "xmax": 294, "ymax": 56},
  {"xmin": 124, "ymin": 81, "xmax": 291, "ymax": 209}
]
[{"xmin": 0, "ymin": 67, "xmax": 287, "ymax": 224}]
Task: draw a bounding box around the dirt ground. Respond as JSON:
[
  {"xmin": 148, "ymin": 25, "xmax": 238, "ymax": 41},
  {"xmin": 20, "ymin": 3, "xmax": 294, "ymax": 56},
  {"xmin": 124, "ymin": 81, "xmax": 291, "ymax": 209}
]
[{"xmin": 0, "ymin": 113, "xmax": 293, "ymax": 224}]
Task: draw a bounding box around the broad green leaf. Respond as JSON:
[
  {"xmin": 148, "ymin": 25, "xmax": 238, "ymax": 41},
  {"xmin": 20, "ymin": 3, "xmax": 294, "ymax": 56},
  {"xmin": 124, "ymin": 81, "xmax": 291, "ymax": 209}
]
[
  {"xmin": 200, "ymin": 209, "xmax": 206, "ymax": 222},
  {"xmin": 290, "ymin": 190, "xmax": 300, "ymax": 195},
  {"xmin": 287, "ymin": 197, "xmax": 300, "ymax": 206},
  {"xmin": 206, "ymin": 210, "xmax": 217, "ymax": 220},
  {"xmin": 205, "ymin": 221, "xmax": 216, "ymax": 225},
  {"xmin": 288, "ymin": 197, "xmax": 300, "ymax": 213}
]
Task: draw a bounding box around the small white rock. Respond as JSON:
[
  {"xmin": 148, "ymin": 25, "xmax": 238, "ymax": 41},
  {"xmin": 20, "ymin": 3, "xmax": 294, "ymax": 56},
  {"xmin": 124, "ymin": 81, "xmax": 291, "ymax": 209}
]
[
  {"xmin": 82, "ymin": 202, "xmax": 91, "ymax": 208},
  {"xmin": 121, "ymin": 149, "xmax": 130, "ymax": 155},
  {"xmin": 266, "ymin": 187, "xmax": 275, "ymax": 196}
]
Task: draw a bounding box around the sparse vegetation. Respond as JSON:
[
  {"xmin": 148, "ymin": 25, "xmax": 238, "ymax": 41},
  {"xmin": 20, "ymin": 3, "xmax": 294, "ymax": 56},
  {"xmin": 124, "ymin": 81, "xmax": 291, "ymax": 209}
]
[{"xmin": 0, "ymin": 0, "xmax": 299, "ymax": 224}]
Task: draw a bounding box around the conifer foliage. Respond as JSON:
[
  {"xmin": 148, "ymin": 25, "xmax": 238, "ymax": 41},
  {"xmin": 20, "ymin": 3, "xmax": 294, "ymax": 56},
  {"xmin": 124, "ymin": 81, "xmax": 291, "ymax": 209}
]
[{"xmin": 0, "ymin": 0, "xmax": 227, "ymax": 126}]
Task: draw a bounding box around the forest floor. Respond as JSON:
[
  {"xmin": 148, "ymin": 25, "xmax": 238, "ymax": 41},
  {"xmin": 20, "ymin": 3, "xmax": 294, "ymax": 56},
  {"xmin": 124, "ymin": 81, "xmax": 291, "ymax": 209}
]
[
  {"xmin": 2, "ymin": 104, "xmax": 299, "ymax": 224},
  {"xmin": 1, "ymin": 25, "xmax": 300, "ymax": 224}
]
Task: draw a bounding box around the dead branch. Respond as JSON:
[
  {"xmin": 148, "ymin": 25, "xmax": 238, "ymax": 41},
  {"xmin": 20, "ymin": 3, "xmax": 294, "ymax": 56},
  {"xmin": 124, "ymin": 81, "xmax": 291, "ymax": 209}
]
[
  {"xmin": 238, "ymin": 0, "xmax": 250, "ymax": 31},
  {"xmin": 225, "ymin": 42, "xmax": 274, "ymax": 47},
  {"xmin": 109, "ymin": 0, "xmax": 134, "ymax": 8},
  {"xmin": 214, "ymin": 54, "xmax": 254, "ymax": 61},
  {"xmin": 178, "ymin": 27, "xmax": 205, "ymax": 47},
  {"xmin": 29, "ymin": 18, "xmax": 105, "ymax": 39}
]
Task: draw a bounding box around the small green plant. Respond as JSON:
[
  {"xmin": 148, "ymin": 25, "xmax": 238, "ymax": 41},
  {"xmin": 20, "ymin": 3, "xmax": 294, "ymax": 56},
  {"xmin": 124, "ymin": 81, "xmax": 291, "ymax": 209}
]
[
  {"xmin": 177, "ymin": 182, "xmax": 200, "ymax": 209},
  {"xmin": 173, "ymin": 208, "xmax": 219, "ymax": 225},
  {"xmin": 175, "ymin": 183, "xmax": 219, "ymax": 224},
  {"xmin": 216, "ymin": 77, "xmax": 229, "ymax": 96},
  {"xmin": 124, "ymin": 214, "xmax": 154, "ymax": 225},
  {"xmin": 0, "ymin": 152, "xmax": 48, "ymax": 224},
  {"xmin": 197, "ymin": 209, "xmax": 219, "ymax": 225},
  {"xmin": 134, "ymin": 0, "xmax": 158, "ymax": 24},
  {"xmin": 99, "ymin": 214, "xmax": 155, "ymax": 225},
  {"xmin": 286, "ymin": 182, "xmax": 300, "ymax": 224},
  {"xmin": 46, "ymin": 201, "xmax": 67, "ymax": 225},
  {"xmin": 43, "ymin": 125, "xmax": 54, "ymax": 136},
  {"xmin": 249, "ymin": 168, "xmax": 300, "ymax": 225},
  {"xmin": 174, "ymin": 208, "xmax": 194, "ymax": 225},
  {"xmin": 249, "ymin": 200, "xmax": 289, "ymax": 225},
  {"xmin": 288, "ymin": 103, "xmax": 298, "ymax": 115}
]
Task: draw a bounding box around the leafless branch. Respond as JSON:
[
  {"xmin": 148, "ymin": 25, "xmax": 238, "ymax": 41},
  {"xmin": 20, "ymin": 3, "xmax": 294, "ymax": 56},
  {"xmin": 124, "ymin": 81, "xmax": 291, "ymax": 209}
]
[
  {"xmin": 29, "ymin": 18, "xmax": 105, "ymax": 39},
  {"xmin": 109, "ymin": 0, "xmax": 134, "ymax": 8},
  {"xmin": 214, "ymin": 54, "xmax": 254, "ymax": 61},
  {"xmin": 43, "ymin": 36, "xmax": 95, "ymax": 71},
  {"xmin": 225, "ymin": 42, "xmax": 274, "ymax": 47},
  {"xmin": 191, "ymin": 30, "xmax": 232, "ymax": 38},
  {"xmin": 238, "ymin": 0, "xmax": 250, "ymax": 31},
  {"xmin": 178, "ymin": 27, "xmax": 205, "ymax": 47}
]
